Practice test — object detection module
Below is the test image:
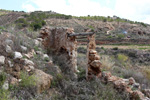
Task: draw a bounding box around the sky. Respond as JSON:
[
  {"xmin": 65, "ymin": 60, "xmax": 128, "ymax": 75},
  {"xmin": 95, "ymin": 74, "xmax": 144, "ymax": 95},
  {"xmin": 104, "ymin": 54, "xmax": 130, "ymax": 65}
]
[{"xmin": 1, "ymin": 0, "xmax": 150, "ymax": 24}]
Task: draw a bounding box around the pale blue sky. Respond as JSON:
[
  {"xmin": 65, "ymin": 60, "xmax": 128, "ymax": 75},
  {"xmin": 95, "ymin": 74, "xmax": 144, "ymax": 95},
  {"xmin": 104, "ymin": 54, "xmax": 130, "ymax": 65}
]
[{"xmin": 1, "ymin": 0, "xmax": 150, "ymax": 24}]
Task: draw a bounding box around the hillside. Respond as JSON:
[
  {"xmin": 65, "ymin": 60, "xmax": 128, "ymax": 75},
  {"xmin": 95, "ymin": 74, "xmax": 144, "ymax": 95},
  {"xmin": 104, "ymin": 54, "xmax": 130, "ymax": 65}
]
[
  {"xmin": 0, "ymin": 10, "xmax": 150, "ymax": 100},
  {"xmin": 0, "ymin": 10, "xmax": 150, "ymax": 43}
]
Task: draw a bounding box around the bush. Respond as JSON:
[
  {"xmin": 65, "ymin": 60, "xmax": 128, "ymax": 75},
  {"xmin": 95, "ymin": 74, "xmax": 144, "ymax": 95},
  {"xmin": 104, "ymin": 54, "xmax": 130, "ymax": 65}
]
[
  {"xmin": 0, "ymin": 89, "xmax": 10, "ymax": 100},
  {"xmin": 112, "ymin": 47, "xmax": 118, "ymax": 50},
  {"xmin": 117, "ymin": 54, "xmax": 128, "ymax": 62},
  {"xmin": 0, "ymin": 72, "xmax": 7, "ymax": 87},
  {"xmin": 19, "ymin": 71, "xmax": 36, "ymax": 87},
  {"xmin": 117, "ymin": 34, "xmax": 125, "ymax": 39}
]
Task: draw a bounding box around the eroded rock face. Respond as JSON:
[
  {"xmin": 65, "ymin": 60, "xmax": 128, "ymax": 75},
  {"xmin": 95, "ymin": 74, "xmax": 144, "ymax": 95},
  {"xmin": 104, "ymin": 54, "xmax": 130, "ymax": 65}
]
[{"xmin": 34, "ymin": 69, "xmax": 53, "ymax": 93}]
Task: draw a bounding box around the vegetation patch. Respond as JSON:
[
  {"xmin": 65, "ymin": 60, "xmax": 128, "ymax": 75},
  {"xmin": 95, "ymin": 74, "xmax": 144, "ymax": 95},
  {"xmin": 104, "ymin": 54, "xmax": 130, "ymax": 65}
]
[{"xmin": 19, "ymin": 71, "xmax": 36, "ymax": 87}]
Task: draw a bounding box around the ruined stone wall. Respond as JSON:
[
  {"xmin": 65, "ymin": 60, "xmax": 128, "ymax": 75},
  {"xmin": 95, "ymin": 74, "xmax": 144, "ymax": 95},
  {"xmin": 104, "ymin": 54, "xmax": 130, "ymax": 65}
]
[
  {"xmin": 40, "ymin": 27, "xmax": 150, "ymax": 99},
  {"xmin": 86, "ymin": 32, "xmax": 150, "ymax": 100},
  {"xmin": 86, "ymin": 33, "xmax": 102, "ymax": 79},
  {"xmin": 40, "ymin": 27, "xmax": 78, "ymax": 74}
]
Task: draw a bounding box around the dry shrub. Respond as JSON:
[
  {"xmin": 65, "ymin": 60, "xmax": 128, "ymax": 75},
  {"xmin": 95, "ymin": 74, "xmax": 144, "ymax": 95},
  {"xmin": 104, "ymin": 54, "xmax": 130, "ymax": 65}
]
[{"xmin": 101, "ymin": 55, "xmax": 115, "ymax": 71}]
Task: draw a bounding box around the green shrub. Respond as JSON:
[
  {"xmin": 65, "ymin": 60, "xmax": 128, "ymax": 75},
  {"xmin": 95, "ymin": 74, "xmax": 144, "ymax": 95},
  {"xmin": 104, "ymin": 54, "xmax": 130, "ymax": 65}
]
[
  {"xmin": 0, "ymin": 72, "xmax": 7, "ymax": 87},
  {"xmin": 112, "ymin": 47, "xmax": 118, "ymax": 50},
  {"xmin": 117, "ymin": 34, "xmax": 125, "ymax": 39},
  {"xmin": 0, "ymin": 89, "xmax": 10, "ymax": 100},
  {"xmin": 117, "ymin": 54, "xmax": 128, "ymax": 62},
  {"xmin": 19, "ymin": 71, "xmax": 36, "ymax": 87}
]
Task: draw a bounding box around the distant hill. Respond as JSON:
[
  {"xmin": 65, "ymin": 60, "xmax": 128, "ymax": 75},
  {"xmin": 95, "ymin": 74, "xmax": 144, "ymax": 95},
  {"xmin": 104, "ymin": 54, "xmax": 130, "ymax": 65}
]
[{"xmin": 0, "ymin": 10, "xmax": 150, "ymax": 44}]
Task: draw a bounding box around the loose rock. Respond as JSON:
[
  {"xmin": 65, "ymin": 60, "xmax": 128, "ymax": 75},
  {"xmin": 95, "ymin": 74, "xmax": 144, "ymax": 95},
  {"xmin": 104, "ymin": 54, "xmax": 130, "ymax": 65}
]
[
  {"xmin": 14, "ymin": 52, "xmax": 23, "ymax": 59},
  {"xmin": 0, "ymin": 56, "xmax": 5, "ymax": 65}
]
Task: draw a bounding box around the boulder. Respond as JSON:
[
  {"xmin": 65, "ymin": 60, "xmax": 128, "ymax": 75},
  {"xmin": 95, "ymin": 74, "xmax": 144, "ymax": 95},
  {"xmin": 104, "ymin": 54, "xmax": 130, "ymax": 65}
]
[
  {"xmin": 0, "ymin": 56, "xmax": 5, "ymax": 65},
  {"xmin": 14, "ymin": 52, "xmax": 23, "ymax": 59},
  {"xmin": 34, "ymin": 69, "xmax": 53, "ymax": 93}
]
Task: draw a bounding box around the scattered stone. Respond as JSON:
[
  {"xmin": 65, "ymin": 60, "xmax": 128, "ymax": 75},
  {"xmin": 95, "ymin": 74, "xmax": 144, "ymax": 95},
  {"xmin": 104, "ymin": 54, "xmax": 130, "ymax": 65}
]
[
  {"xmin": 0, "ymin": 56, "xmax": 5, "ymax": 65},
  {"xmin": 34, "ymin": 69, "xmax": 53, "ymax": 93},
  {"xmin": 142, "ymin": 89, "xmax": 150, "ymax": 98},
  {"xmin": 37, "ymin": 38, "xmax": 43, "ymax": 42},
  {"xmin": 24, "ymin": 59, "xmax": 34, "ymax": 66},
  {"xmin": 2, "ymin": 81, "xmax": 9, "ymax": 90},
  {"xmin": 36, "ymin": 51, "xmax": 43, "ymax": 55},
  {"xmin": 43, "ymin": 54, "xmax": 50, "ymax": 61},
  {"xmin": 132, "ymin": 83, "xmax": 141, "ymax": 90},
  {"xmin": 8, "ymin": 60, "xmax": 13, "ymax": 67},
  {"xmin": 9, "ymin": 77, "xmax": 18, "ymax": 85},
  {"xmin": 28, "ymin": 65, "xmax": 34, "ymax": 70},
  {"xmin": 131, "ymin": 90, "xmax": 145, "ymax": 100},
  {"xmin": 14, "ymin": 52, "xmax": 23, "ymax": 59},
  {"xmin": 5, "ymin": 39, "xmax": 13, "ymax": 46},
  {"xmin": 20, "ymin": 45, "xmax": 27, "ymax": 52},
  {"xmin": 24, "ymin": 49, "xmax": 36, "ymax": 58},
  {"xmin": 34, "ymin": 39, "xmax": 40, "ymax": 46},
  {"xmin": 6, "ymin": 45, "xmax": 12, "ymax": 53},
  {"xmin": 128, "ymin": 77, "xmax": 136, "ymax": 85}
]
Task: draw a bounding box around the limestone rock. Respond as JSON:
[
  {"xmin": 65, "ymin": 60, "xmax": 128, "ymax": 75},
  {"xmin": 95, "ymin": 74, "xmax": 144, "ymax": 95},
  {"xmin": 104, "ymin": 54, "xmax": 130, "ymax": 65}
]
[
  {"xmin": 8, "ymin": 60, "xmax": 13, "ymax": 67},
  {"xmin": 14, "ymin": 52, "xmax": 23, "ymax": 59},
  {"xmin": 34, "ymin": 69, "xmax": 53, "ymax": 93},
  {"xmin": 2, "ymin": 81, "xmax": 9, "ymax": 90},
  {"xmin": 43, "ymin": 54, "xmax": 49, "ymax": 61},
  {"xmin": 36, "ymin": 51, "xmax": 43, "ymax": 55},
  {"xmin": 5, "ymin": 39, "xmax": 13, "ymax": 46},
  {"xmin": 34, "ymin": 39, "xmax": 40, "ymax": 46},
  {"xmin": 20, "ymin": 45, "xmax": 27, "ymax": 52},
  {"xmin": 37, "ymin": 38, "xmax": 43, "ymax": 42},
  {"xmin": 24, "ymin": 49, "xmax": 36, "ymax": 59},
  {"xmin": 24, "ymin": 59, "xmax": 34, "ymax": 66},
  {"xmin": 6, "ymin": 45, "xmax": 12, "ymax": 53},
  {"xmin": 0, "ymin": 56, "xmax": 5, "ymax": 65}
]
